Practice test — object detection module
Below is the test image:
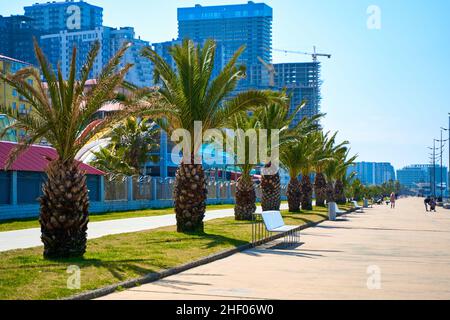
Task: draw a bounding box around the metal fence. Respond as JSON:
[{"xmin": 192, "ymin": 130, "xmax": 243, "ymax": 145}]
[{"xmin": 101, "ymin": 174, "xmax": 287, "ymax": 203}]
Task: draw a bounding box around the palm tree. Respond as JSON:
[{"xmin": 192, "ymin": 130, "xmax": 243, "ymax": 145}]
[
  {"xmin": 297, "ymin": 134, "xmax": 317, "ymax": 211},
  {"xmin": 227, "ymin": 112, "xmax": 259, "ymax": 220},
  {"xmin": 257, "ymin": 102, "xmax": 320, "ymax": 211},
  {"xmin": 334, "ymin": 150, "xmax": 358, "ymax": 204},
  {"xmin": 0, "ymin": 41, "xmax": 164, "ymax": 259},
  {"xmin": 280, "ymin": 142, "xmax": 302, "ymax": 212},
  {"xmin": 141, "ymin": 39, "xmax": 277, "ymax": 232},
  {"xmin": 312, "ymin": 132, "xmax": 345, "ymax": 207},
  {"xmin": 90, "ymin": 146, "xmax": 135, "ymax": 176},
  {"xmin": 91, "ymin": 117, "xmax": 159, "ymax": 175}
]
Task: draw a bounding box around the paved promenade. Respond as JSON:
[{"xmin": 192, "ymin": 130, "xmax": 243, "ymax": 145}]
[
  {"xmin": 0, "ymin": 204, "xmax": 288, "ymax": 252},
  {"xmin": 100, "ymin": 198, "xmax": 450, "ymax": 300}
]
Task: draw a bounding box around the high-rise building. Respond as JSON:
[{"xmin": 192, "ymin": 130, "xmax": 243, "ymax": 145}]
[
  {"xmin": 109, "ymin": 27, "xmax": 153, "ymax": 88},
  {"xmin": 347, "ymin": 162, "xmax": 396, "ymax": 186},
  {"xmin": 24, "ymin": 1, "xmax": 152, "ymax": 87},
  {"xmin": 24, "ymin": 0, "xmax": 103, "ymax": 34},
  {"xmin": 274, "ymin": 62, "xmax": 322, "ymax": 122},
  {"xmin": 397, "ymin": 164, "xmax": 448, "ymax": 196},
  {"xmin": 40, "ymin": 26, "xmax": 153, "ymax": 87},
  {"xmin": 153, "ymin": 39, "xmax": 181, "ymax": 71},
  {"xmin": 177, "ymin": 1, "xmax": 273, "ymax": 90},
  {"xmin": 40, "ymin": 27, "xmax": 110, "ymax": 80},
  {"xmin": 0, "ymin": 15, "xmax": 41, "ymax": 65}
]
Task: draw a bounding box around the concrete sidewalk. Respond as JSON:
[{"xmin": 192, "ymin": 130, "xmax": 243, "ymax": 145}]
[
  {"xmin": 0, "ymin": 204, "xmax": 288, "ymax": 252},
  {"xmin": 100, "ymin": 198, "xmax": 450, "ymax": 300}
]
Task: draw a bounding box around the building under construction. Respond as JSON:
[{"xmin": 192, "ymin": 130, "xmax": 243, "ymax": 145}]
[{"xmin": 274, "ymin": 62, "xmax": 322, "ymax": 123}]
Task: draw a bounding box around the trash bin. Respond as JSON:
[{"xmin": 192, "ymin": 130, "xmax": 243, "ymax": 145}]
[
  {"xmin": 363, "ymin": 198, "xmax": 369, "ymax": 208},
  {"xmin": 328, "ymin": 202, "xmax": 336, "ymax": 221}
]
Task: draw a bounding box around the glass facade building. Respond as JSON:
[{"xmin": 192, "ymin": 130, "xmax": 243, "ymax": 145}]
[
  {"xmin": 397, "ymin": 164, "xmax": 448, "ymax": 197},
  {"xmin": 0, "ymin": 15, "xmax": 41, "ymax": 65},
  {"xmin": 347, "ymin": 162, "xmax": 396, "ymax": 186},
  {"xmin": 177, "ymin": 1, "xmax": 273, "ymax": 91}
]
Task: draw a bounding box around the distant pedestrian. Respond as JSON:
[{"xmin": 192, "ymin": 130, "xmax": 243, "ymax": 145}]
[
  {"xmin": 424, "ymin": 196, "xmax": 431, "ymax": 212},
  {"xmin": 390, "ymin": 192, "xmax": 396, "ymax": 209},
  {"xmin": 430, "ymin": 198, "xmax": 437, "ymax": 213}
]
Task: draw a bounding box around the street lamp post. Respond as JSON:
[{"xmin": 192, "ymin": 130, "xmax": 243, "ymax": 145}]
[
  {"xmin": 443, "ymin": 114, "xmax": 450, "ymax": 199},
  {"xmin": 428, "ymin": 144, "xmax": 436, "ymax": 197},
  {"xmin": 433, "ymin": 140, "xmax": 436, "ymax": 197}
]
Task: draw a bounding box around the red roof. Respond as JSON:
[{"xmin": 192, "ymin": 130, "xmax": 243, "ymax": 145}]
[{"xmin": 0, "ymin": 141, "xmax": 104, "ymax": 175}]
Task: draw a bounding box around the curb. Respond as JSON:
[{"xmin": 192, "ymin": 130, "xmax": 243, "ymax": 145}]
[{"xmin": 66, "ymin": 207, "xmax": 358, "ymax": 300}]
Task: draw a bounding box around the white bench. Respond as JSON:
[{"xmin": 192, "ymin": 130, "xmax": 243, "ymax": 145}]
[
  {"xmin": 260, "ymin": 211, "xmax": 300, "ymax": 245},
  {"xmin": 351, "ymin": 201, "xmax": 364, "ymax": 213},
  {"xmin": 332, "ymin": 202, "xmax": 346, "ymax": 215}
]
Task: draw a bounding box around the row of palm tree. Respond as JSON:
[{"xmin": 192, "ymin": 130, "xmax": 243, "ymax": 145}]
[
  {"xmin": 1, "ymin": 38, "xmax": 355, "ymax": 259},
  {"xmin": 280, "ymin": 130, "xmax": 358, "ymax": 212}
]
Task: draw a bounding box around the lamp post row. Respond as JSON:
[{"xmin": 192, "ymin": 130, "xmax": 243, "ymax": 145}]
[{"xmin": 430, "ymin": 113, "xmax": 450, "ymax": 200}]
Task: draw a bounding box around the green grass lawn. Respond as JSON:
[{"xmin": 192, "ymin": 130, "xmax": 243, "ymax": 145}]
[
  {"xmin": 0, "ymin": 204, "xmax": 236, "ymax": 233},
  {"xmin": 0, "ymin": 205, "xmax": 332, "ymax": 300}
]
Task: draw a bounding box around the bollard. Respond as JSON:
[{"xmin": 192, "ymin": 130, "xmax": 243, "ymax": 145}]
[
  {"xmin": 364, "ymin": 198, "xmax": 369, "ymax": 208},
  {"xmin": 328, "ymin": 202, "xmax": 337, "ymax": 221}
]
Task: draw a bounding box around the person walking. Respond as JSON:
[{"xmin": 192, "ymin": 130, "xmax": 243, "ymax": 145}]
[
  {"xmin": 390, "ymin": 192, "xmax": 396, "ymax": 209},
  {"xmin": 430, "ymin": 197, "xmax": 437, "ymax": 213},
  {"xmin": 424, "ymin": 196, "xmax": 431, "ymax": 212}
]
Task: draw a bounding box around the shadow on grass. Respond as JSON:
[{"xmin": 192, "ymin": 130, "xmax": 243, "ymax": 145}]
[
  {"xmin": 178, "ymin": 230, "xmax": 249, "ymax": 250},
  {"xmin": 0, "ymin": 230, "xmax": 249, "ymax": 283}
]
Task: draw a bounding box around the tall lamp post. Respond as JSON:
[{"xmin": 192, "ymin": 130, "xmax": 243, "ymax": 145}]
[
  {"xmin": 435, "ymin": 132, "xmax": 449, "ymax": 200},
  {"xmin": 443, "ymin": 120, "xmax": 450, "ymax": 199},
  {"xmin": 428, "ymin": 142, "xmax": 436, "ymax": 197}
]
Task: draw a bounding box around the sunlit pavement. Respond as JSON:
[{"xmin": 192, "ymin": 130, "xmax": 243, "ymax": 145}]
[
  {"xmin": 0, "ymin": 204, "xmax": 288, "ymax": 252},
  {"xmin": 100, "ymin": 198, "xmax": 450, "ymax": 300}
]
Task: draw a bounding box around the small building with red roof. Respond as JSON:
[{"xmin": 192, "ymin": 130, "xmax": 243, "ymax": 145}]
[{"xmin": 0, "ymin": 141, "xmax": 103, "ymax": 217}]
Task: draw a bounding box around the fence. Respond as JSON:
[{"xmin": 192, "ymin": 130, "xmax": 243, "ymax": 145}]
[{"xmin": 0, "ymin": 172, "xmax": 288, "ymax": 220}]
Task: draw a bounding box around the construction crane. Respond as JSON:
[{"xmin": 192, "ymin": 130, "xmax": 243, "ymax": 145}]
[
  {"xmin": 257, "ymin": 56, "xmax": 276, "ymax": 87},
  {"xmin": 272, "ymin": 46, "xmax": 331, "ymax": 62},
  {"xmin": 259, "ymin": 46, "xmax": 331, "ymax": 117}
]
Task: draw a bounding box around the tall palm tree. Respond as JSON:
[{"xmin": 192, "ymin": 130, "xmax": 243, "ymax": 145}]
[
  {"xmin": 141, "ymin": 39, "xmax": 277, "ymax": 232},
  {"xmin": 280, "ymin": 142, "xmax": 302, "ymax": 212},
  {"xmin": 297, "ymin": 134, "xmax": 317, "ymax": 211},
  {"xmin": 312, "ymin": 132, "xmax": 345, "ymax": 207},
  {"xmin": 0, "ymin": 41, "xmax": 164, "ymax": 259},
  {"xmin": 227, "ymin": 112, "xmax": 259, "ymax": 220},
  {"xmin": 257, "ymin": 101, "xmax": 320, "ymax": 211},
  {"xmin": 334, "ymin": 150, "xmax": 358, "ymax": 204}
]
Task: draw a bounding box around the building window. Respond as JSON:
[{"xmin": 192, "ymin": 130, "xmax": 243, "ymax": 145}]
[
  {"xmin": 12, "ymin": 89, "xmax": 18, "ymax": 97},
  {"xmin": 12, "ymin": 102, "xmax": 17, "ymax": 110}
]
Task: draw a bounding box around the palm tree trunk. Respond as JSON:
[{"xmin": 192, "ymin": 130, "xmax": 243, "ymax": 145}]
[
  {"xmin": 235, "ymin": 176, "xmax": 256, "ymax": 221},
  {"xmin": 326, "ymin": 181, "xmax": 335, "ymax": 203},
  {"xmin": 261, "ymin": 170, "xmax": 281, "ymax": 212},
  {"xmin": 300, "ymin": 175, "xmax": 313, "ymax": 211},
  {"xmin": 174, "ymin": 163, "xmax": 207, "ymax": 232},
  {"xmin": 39, "ymin": 160, "xmax": 89, "ymax": 259},
  {"xmin": 334, "ymin": 179, "xmax": 346, "ymax": 204},
  {"xmin": 287, "ymin": 177, "xmax": 301, "ymax": 212},
  {"xmin": 314, "ymin": 173, "xmax": 327, "ymax": 207}
]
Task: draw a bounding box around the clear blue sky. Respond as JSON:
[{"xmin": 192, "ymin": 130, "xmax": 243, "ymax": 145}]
[{"xmin": 2, "ymin": 0, "xmax": 450, "ymax": 171}]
